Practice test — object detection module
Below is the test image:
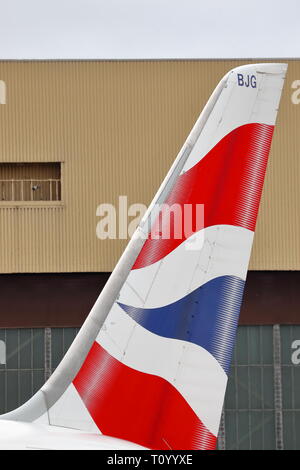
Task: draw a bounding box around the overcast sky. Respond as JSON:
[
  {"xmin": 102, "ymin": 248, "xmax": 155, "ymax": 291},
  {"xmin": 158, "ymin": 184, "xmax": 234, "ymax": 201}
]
[{"xmin": 0, "ymin": 0, "xmax": 299, "ymax": 59}]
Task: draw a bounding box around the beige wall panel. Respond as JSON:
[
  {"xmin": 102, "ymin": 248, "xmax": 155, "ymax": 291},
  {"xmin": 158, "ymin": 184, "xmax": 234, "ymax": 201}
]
[{"xmin": 0, "ymin": 60, "xmax": 298, "ymax": 272}]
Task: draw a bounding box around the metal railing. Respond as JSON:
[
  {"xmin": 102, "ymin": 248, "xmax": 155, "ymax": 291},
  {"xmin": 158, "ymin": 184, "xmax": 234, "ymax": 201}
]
[{"xmin": 0, "ymin": 179, "xmax": 61, "ymax": 202}]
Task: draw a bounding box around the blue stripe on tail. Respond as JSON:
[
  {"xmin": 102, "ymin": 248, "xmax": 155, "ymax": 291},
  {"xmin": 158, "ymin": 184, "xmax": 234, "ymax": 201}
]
[{"xmin": 118, "ymin": 275, "xmax": 245, "ymax": 374}]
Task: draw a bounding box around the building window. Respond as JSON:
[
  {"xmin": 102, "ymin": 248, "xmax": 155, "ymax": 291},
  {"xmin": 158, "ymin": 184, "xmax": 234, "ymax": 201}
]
[{"xmin": 0, "ymin": 163, "xmax": 61, "ymax": 202}]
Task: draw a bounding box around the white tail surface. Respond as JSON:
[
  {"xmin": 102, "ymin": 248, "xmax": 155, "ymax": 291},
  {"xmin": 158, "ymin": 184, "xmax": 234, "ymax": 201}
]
[{"xmin": 1, "ymin": 63, "xmax": 287, "ymax": 450}]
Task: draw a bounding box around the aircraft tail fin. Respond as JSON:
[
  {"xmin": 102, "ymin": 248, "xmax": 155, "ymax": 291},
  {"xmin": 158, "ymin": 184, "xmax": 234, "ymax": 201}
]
[{"xmin": 1, "ymin": 63, "xmax": 287, "ymax": 450}]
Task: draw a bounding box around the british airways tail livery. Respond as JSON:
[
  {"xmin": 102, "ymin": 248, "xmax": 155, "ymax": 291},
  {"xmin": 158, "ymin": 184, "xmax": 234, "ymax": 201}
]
[{"xmin": 0, "ymin": 63, "xmax": 287, "ymax": 450}]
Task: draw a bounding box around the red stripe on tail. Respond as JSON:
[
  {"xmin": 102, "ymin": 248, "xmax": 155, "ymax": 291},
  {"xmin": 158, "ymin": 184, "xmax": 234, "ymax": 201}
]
[
  {"xmin": 133, "ymin": 123, "xmax": 274, "ymax": 270},
  {"xmin": 73, "ymin": 341, "xmax": 217, "ymax": 450}
]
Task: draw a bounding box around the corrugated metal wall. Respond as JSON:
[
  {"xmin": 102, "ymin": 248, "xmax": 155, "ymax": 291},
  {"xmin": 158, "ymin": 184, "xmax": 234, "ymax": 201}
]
[{"xmin": 0, "ymin": 59, "xmax": 299, "ymax": 272}]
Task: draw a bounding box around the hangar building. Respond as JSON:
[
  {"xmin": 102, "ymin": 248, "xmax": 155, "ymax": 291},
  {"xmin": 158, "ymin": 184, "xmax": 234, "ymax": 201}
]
[{"xmin": 0, "ymin": 59, "xmax": 299, "ymax": 449}]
